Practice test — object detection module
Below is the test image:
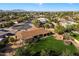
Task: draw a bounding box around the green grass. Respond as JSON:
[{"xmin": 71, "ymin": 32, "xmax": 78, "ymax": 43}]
[
  {"xmin": 70, "ymin": 32, "xmax": 79, "ymax": 41},
  {"xmin": 27, "ymin": 36, "xmax": 77, "ymax": 55}
]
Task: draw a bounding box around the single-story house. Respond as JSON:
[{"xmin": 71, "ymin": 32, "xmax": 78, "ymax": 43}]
[
  {"xmin": 15, "ymin": 28, "xmax": 53, "ymax": 42},
  {"xmin": 59, "ymin": 18, "xmax": 77, "ymax": 28}
]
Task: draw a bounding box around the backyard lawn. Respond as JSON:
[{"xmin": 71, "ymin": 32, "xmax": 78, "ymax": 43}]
[
  {"xmin": 30, "ymin": 36, "xmax": 76, "ymax": 53},
  {"xmin": 15, "ymin": 36, "xmax": 77, "ymax": 56}
]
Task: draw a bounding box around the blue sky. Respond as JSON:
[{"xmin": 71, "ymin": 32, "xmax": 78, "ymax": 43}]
[{"xmin": 0, "ymin": 3, "xmax": 79, "ymax": 11}]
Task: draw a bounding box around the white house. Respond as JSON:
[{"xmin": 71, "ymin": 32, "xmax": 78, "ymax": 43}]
[
  {"xmin": 38, "ymin": 18, "xmax": 48, "ymax": 24},
  {"xmin": 59, "ymin": 18, "xmax": 77, "ymax": 28}
]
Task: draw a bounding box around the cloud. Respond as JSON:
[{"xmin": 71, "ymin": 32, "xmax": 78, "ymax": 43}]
[{"xmin": 39, "ymin": 3, "xmax": 43, "ymax": 5}]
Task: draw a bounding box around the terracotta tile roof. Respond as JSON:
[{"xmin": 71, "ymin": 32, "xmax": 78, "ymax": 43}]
[{"xmin": 16, "ymin": 28, "xmax": 50, "ymax": 40}]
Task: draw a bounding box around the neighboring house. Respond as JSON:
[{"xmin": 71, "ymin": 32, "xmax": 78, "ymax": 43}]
[
  {"xmin": 0, "ymin": 32, "xmax": 14, "ymax": 38},
  {"xmin": 0, "ymin": 29, "xmax": 15, "ymax": 41},
  {"xmin": 12, "ymin": 22, "xmax": 32, "ymax": 30},
  {"xmin": 15, "ymin": 28, "xmax": 52, "ymax": 42},
  {"xmin": 39, "ymin": 15, "xmax": 45, "ymax": 17},
  {"xmin": 38, "ymin": 18, "xmax": 48, "ymax": 24},
  {"xmin": 74, "ymin": 14, "xmax": 79, "ymax": 17},
  {"xmin": 0, "ymin": 29, "xmax": 8, "ymax": 38},
  {"xmin": 59, "ymin": 18, "xmax": 77, "ymax": 28},
  {"xmin": 0, "ymin": 18, "xmax": 5, "ymax": 22},
  {"xmin": 14, "ymin": 21, "xmax": 18, "ymax": 24}
]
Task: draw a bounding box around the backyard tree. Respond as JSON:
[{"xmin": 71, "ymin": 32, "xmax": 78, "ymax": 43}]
[
  {"xmin": 65, "ymin": 25, "xmax": 73, "ymax": 32},
  {"xmin": 73, "ymin": 24, "xmax": 79, "ymax": 31},
  {"xmin": 32, "ymin": 19, "xmax": 41, "ymax": 27},
  {"xmin": 55, "ymin": 24, "xmax": 65, "ymax": 34},
  {"xmin": 44, "ymin": 23, "xmax": 50, "ymax": 28},
  {"xmin": 40, "ymin": 49, "xmax": 48, "ymax": 56}
]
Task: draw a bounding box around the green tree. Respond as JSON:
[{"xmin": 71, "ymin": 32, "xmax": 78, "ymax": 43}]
[
  {"xmin": 40, "ymin": 49, "xmax": 47, "ymax": 56},
  {"xmin": 55, "ymin": 24, "xmax": 65, "ymax": 34},
  {"xmin": 15, "ymin": 47, "xmax": 24, "ymax": 56},
  {"xmin": 73, "ymin": 24, "xmax": 79, "ymax": 31},
  {"xmin": 62, "ymin": 49, "xmax": 73, "ymax": 56},
  {"xmin": 32, "ymin": 19, "xmax": 41, "ymax": 27},
  {"xmin": 65, "ymin": 25, "xmax": 73, "ymax": 32},
  {"xmin": 44, "ymin": 23, "xmax": 49, "ymax": 28}
]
